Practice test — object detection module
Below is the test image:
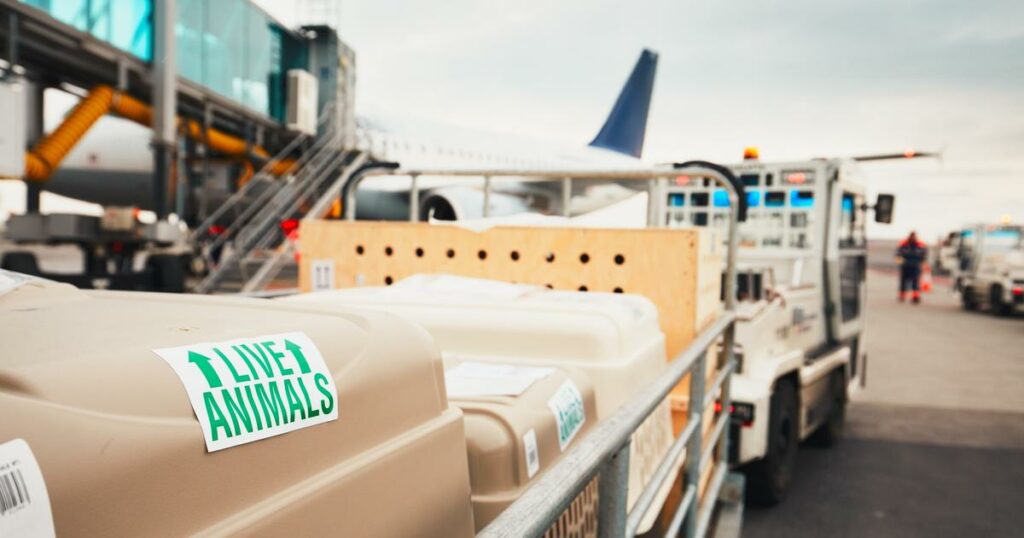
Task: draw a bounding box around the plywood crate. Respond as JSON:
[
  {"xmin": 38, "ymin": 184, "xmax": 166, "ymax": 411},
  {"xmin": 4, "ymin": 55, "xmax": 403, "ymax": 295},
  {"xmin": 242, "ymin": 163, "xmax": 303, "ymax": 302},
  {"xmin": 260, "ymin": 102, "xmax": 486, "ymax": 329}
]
[{"xmin": 300, "ymin": 220, "xmax": 721, "ymax": 356}]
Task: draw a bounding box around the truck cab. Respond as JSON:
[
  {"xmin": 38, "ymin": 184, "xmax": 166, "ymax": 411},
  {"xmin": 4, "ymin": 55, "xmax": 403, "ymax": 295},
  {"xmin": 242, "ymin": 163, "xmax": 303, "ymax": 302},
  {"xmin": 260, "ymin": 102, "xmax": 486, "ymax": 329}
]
[
  {"xmin": 954, "ymin": 224, "xmax": 1024, "ymax": 315},
  {"xmin": 657, "ymin": 156, "xmax": 892, "ymax": 504}
]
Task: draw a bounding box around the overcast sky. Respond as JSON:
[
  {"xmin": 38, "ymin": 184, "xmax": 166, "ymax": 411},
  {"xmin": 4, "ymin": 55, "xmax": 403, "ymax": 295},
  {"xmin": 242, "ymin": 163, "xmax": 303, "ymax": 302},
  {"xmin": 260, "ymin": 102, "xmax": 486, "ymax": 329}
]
[
  {"xmin": 256, "ymin": 0, "xmax": 1024, "ymax": 239},
  {"xmin": 3, "ymin": 1, "xmax": 1018, "ymax": 239}
]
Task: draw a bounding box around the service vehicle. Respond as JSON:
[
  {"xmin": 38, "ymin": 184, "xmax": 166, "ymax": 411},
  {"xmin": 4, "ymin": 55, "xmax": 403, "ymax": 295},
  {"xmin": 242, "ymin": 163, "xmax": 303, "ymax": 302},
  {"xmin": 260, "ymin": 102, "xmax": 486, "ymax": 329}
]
[
  {"xmin": 943, "ymin": 223, "xmax": 1024, "ymax": 315},
  {"xmin": 656, "ymin": 152, "xmax": 895, "ymax": 504},
  {"xmin": 935, "ymin": 230, "xmax": 962, "ymax": 276}
]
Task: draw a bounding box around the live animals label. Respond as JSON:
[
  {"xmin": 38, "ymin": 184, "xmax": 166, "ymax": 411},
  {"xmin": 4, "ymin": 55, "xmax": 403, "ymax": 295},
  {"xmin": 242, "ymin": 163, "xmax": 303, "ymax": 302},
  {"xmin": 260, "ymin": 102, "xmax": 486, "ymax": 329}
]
[
  {"xmin": 0, "ymin": 439, "xmax": 55, "ymax": 538},
  {"xmin": 155, "ymin": 332, "xmax": 339, "ymax": 452},
  {"xmin": 548, "ymin": 380, "xmax": 586, "ymax": 451}
]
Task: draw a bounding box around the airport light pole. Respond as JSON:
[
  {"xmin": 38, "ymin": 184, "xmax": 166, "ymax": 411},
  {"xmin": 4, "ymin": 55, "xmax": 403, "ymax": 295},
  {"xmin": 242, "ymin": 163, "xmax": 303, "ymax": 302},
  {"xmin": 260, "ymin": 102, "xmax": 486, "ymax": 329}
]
[{"xmin": 151, "ymin": 0, "xmax": 176, "ymax": 220}]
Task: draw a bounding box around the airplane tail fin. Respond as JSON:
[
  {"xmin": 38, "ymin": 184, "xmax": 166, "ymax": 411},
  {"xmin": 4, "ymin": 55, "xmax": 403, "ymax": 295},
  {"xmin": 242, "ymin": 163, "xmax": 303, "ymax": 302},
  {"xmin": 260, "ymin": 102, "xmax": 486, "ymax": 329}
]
[{"xmin": 588, "ymin": 49, "xmax": 658, "ymax": 158}]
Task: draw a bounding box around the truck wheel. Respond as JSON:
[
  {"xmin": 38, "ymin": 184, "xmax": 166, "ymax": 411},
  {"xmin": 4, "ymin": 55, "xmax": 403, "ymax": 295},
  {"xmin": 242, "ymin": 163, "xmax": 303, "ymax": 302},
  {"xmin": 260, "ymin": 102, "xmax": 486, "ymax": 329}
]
[
  {"xmin": 147, "ymin": 254, "xmax": 186, "ymax": 293},
  {"xmin": 809, "ymin": 371, "xmax": 846, "ymax": 447},
  {"xmin": 990, "ymin": 285, "xmax": 1011, "ymax": 316},
  {"xmin": 1, "ymin": 251, "xmax": 41, "ymax": 275},
  {"xmin": 747, "ymin": 379, "xmax": 799, "ymax": 506},
  {"xmin": 961, "ymin": 287, "xmax": 978, "ymax": 311}
]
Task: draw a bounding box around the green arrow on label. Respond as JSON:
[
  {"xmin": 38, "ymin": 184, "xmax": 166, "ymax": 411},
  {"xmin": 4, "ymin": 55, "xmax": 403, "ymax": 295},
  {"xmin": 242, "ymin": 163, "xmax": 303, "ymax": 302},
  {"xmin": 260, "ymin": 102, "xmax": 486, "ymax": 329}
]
[
  {"xmin": 284, "ymin": 339, "xmax": 312, "ymax": 374},
  {"xmin": 188, "ymin": 351, "xmax": 223, "ymax": 388}
]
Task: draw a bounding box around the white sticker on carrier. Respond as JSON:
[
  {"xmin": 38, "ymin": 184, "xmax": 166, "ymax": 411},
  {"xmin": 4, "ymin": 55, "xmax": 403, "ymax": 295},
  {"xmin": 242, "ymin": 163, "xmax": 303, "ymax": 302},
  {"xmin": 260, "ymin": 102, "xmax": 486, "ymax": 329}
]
[
  {"xmin": 444, "ymin": 361, "xmax": 554, "ymax": 399},
  {"xmin": 0, "ymin": 438, "xmax": 56, "ymax": 538}
]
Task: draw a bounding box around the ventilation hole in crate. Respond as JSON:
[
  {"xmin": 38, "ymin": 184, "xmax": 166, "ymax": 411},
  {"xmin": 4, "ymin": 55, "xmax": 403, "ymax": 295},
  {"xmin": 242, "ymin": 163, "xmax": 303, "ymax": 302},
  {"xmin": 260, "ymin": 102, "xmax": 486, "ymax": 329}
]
[
  {"xmin": 384, "ymin": 246, "xmax": 394, "ymax": 257},
  {"xmin": 613, "ymin": 287, "xmax": 624, "ymax": 294},
  {"xmin": 578, "ymin": 285, "xmax": 588, "ymax": 292},
  {"xmin": 510, "ymin": 250, "xmax": 520, "ymax": 261},
  {"xmin": 579, "ymin": 253, "xmax": 590, "ymax": 264},
  {"xmin": 384, "ymin": 275, "xmax": 394, "ymax": 285},
  {"xmin": 478, "ymin": 249, "xmax": 488, "ymax": 260},
  {"xmin": 356, "ymin": 245, "xmax": 365, "ymax": 255},
  {"xmin": 614, "ymin": 254, "xmax": 625, "ymax": 265},
  {"xmin": 446, "ymin": 248, "xmax": 456, "ymax": 259},
  {"xmin": 545, "ymin": 283, "xmax": 554, "ymax": 289},
  {"xmin": 415, "ymin": 247, "xmax": 424, "ymax": 258},
  {"xmin": 546, "ymin": 252, "xmax": 556, "ymax": 263}
]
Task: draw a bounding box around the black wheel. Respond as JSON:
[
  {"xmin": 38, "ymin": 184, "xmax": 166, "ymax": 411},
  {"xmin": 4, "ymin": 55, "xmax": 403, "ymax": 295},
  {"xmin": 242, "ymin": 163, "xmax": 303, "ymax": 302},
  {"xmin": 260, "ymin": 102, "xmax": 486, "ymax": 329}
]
[
  {"xmin": 1, "ymin": 251, "xmax": 41, "ymax": 275},
  {"xmin": 147, "ymin": 254, "xmax": 186, "ymax": 293},
  {"xmin": 962, "ymin": 286, "xmax": 978, "ymax": 311},
  {"xmin": 747, "ymin": 379, "xmax": 799, "ymax": 506},
  {"xmin": 187, "ymin": 255, "xmax": 208, "ymax": 277},
  {"xmin": 990, "ymin": 285, "xmax": 1012, "ymax": 316},
  {"xmin": 809, "ymin": 371, "xmax": 846, "ymax": 447}
]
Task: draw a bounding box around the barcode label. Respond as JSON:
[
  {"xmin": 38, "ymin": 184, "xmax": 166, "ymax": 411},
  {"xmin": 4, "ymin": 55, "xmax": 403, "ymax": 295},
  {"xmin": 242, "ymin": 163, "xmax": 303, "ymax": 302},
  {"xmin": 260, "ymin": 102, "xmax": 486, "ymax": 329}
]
[
  {"xmin": 0, "ymin": 439, "xmax": 55, "ymax": 537},
  {"xmin": 523, "ymin": 429, "xmax": 540, "ymax": 479},
  {"xmin": 0, "ymin": 469, "xmax": 30, "ymax": 515}
]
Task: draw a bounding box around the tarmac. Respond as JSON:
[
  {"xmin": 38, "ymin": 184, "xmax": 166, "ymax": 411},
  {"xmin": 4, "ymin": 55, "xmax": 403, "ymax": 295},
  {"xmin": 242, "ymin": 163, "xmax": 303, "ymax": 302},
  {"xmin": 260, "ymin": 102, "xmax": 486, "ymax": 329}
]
[{"xmin": 743, "ymin": 270, "xmax": 1024, "ymax": 537}]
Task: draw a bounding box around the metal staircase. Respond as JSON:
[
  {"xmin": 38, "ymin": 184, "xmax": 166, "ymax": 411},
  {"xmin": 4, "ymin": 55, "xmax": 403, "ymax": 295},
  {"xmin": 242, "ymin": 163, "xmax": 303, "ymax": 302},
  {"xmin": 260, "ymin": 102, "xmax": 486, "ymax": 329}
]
[
  {"xmin": 192, "ymin": 104, "xmax": 366, "ymax": 294},
  {"xmin": 236, "ymin": 151, "xmax": 368, "ymax": 293}
]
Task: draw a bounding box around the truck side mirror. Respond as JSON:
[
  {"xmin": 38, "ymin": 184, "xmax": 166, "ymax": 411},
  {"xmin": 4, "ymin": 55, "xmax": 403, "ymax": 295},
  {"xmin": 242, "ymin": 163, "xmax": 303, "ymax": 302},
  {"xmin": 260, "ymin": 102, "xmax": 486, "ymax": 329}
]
[{"xmin": 874, "ymin": 194, "xmax": 895, "ymax": 224}]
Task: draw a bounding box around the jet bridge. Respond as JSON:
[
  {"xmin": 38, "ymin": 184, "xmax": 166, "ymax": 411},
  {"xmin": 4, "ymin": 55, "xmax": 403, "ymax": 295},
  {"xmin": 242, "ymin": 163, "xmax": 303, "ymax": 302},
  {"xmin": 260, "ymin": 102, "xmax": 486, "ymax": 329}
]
[{"xmin": 0, "ymin": 0, "xmax": 358, "ymax": 292}]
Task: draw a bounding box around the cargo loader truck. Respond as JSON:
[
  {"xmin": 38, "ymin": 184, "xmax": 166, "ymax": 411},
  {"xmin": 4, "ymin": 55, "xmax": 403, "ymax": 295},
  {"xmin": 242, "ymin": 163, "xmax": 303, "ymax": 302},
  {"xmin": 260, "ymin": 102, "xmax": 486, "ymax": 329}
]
[
  {"xmin": 656, "ymin": 154, "xmax": 896, "ymax": 504},
  {"xmin": 940, "ymin": 223, "xmax": 1024, "ymax": 315}
]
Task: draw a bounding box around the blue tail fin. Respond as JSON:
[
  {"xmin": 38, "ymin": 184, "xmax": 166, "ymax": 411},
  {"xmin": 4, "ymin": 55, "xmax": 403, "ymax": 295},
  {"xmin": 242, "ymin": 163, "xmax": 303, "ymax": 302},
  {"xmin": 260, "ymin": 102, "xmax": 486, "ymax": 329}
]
[{"xmin": 588, "ymin": 49, "xmax": 658, "ymax": 158}]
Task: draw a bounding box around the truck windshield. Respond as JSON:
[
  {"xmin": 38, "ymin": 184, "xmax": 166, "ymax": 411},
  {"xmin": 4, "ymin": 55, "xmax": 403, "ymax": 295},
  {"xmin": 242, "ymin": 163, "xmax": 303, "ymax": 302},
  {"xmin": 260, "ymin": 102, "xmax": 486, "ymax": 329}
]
[{"xmin": 984, "ymin": 228, "xmax": 1023, "ymax": 251}]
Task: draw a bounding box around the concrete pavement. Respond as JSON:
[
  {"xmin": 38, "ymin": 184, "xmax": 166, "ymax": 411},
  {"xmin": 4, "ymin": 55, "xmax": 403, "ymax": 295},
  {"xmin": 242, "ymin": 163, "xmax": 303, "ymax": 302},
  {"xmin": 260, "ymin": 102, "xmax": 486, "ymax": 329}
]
[{"xmin": 743, "ymin": 271, "xmax": 1024, "ymax": 537}]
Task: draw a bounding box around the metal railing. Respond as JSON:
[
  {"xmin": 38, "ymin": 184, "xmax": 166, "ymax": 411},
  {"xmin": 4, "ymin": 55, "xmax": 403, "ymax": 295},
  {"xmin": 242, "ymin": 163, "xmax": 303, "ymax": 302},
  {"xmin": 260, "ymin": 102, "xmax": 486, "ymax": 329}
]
[
  {"xmin": 238, "ymin": 152, "xmax": 369, "ymax": 293},
  {"xmin": 340, "ymin": 163, "xmax": 747, "ymax": 537},
  {"xmin": 187, "ymin": 122, "xmax": 313, "ymax": 247},
  {"xmin": 193, "ymin": 103, "xmax": 352, "ymax": 293}
]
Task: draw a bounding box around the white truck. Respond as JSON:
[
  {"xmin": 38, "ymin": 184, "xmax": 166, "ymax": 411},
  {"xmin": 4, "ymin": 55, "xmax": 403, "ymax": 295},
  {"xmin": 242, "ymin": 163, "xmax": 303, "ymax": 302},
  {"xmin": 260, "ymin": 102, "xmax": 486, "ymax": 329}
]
[
  {"xmin": 941, "ymin": 224, "xmax": 1024, "ymax": 315},
  {"xmin": 658, "ymin": 156, "xmax": 894, "ymax": 504}
]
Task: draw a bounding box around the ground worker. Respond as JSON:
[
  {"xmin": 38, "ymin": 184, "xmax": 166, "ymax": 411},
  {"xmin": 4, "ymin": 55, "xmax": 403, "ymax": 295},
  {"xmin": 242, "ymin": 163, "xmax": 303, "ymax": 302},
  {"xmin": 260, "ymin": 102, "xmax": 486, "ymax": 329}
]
[{"xmin": 896, "ymin": 231, "xmax": 929, "ymax": 303}]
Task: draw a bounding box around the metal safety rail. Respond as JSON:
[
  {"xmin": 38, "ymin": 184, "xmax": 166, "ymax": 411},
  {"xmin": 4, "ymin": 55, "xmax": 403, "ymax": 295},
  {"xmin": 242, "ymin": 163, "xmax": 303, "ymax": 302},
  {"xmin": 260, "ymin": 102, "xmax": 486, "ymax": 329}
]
[
  {"xmin": 190, "ymin": 101, "xmax": 341, "ymax": 251},
  {"xmin": 238, "ymin": 152, "xmax": 369, "ymax": 293},
  {"xmin": 341, "ymin": 164, "xmax": 747, "ymax": 537},
  {"xmin": 194, "ymin": 103, "xmax": 358, "ymax": 294},
  {"xmin": 187, "ymin": 121, "xmax": 316, "ymax": 248}
]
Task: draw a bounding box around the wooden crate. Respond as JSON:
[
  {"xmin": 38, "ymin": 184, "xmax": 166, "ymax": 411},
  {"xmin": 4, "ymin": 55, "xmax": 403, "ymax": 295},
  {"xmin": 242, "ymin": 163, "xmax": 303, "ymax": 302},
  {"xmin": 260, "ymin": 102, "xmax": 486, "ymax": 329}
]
[{"xmin": 299, "ymin": 220, "xmax": 722, "ymax": 357}]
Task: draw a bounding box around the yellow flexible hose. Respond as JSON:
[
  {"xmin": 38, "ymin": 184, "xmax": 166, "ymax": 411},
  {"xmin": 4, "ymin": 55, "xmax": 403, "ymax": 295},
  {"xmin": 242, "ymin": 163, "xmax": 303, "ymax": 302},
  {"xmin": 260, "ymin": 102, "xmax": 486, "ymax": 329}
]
[
  {"xmin": 24, "ymin": 86, "xmax": 115, "ymax": 181},
  {"xmin": 22, "ymin": 85, "xmax": 297, "ymax": 182}
]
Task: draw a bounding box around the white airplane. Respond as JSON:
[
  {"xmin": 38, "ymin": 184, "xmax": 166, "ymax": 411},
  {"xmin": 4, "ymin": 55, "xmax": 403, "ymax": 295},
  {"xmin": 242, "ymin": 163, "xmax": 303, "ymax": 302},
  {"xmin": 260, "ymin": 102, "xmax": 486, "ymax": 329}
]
[{"xmin": 34, "ymin": 49, "xmax": 659, "ymax": 222}]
